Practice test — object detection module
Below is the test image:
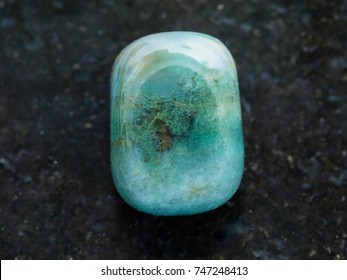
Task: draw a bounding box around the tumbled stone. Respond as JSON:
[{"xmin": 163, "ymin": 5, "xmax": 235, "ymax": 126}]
[{"xmin": 111, "ymin": 32, "xmax": 244, "ymax": 216}]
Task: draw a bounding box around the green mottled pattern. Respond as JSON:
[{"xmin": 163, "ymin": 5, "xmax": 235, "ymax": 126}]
[{"xmin": 111, "ymin": 32, "xmax": 243, "ymax": 215}]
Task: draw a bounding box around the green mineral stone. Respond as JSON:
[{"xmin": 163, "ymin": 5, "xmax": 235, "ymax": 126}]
[{"xmin": 111, "ymin": 31, "xmax": 244, "ymax": 216}]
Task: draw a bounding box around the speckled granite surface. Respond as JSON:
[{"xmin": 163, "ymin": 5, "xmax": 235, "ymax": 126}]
[{"xmin": 0, "ymin": 0, "xmax": 346, "ymax": 259}]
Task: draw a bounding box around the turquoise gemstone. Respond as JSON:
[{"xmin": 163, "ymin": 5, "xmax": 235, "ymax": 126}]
[{"xmin": 111, "ymin": 32, "xmax": 244, "ymax": 216}]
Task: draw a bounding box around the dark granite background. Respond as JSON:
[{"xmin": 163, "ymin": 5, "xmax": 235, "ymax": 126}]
[{"xmin": 0, "ymin": 0, "xmax": 346, "ymax": 259}]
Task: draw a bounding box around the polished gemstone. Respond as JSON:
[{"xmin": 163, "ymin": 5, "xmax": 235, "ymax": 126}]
[{"xmin": 111, "ymin": 31, "xmax": 244, "ymax": 216}]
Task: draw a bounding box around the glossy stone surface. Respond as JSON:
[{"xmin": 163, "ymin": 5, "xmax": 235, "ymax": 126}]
[{"xmin": 111, "ymin": 32, "xmax": 243, "ymax": 216}]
